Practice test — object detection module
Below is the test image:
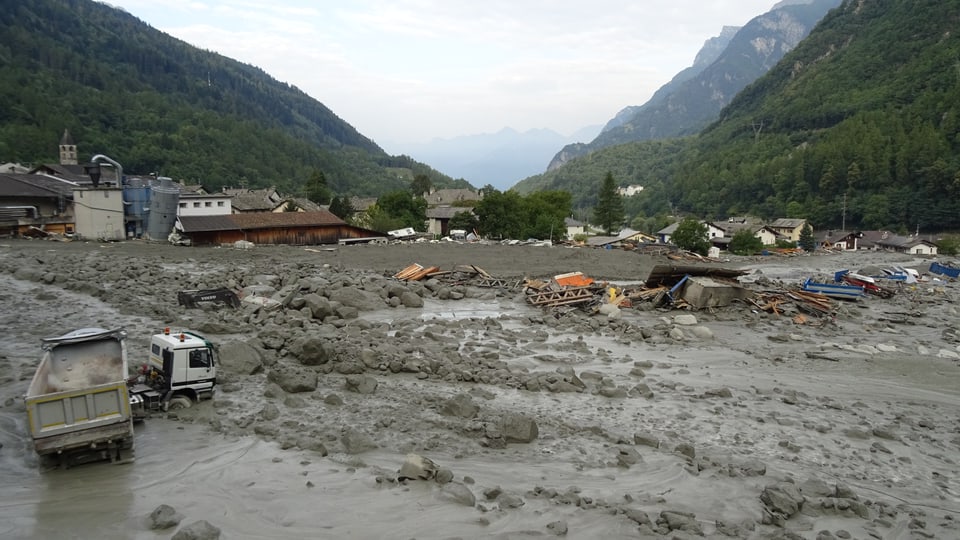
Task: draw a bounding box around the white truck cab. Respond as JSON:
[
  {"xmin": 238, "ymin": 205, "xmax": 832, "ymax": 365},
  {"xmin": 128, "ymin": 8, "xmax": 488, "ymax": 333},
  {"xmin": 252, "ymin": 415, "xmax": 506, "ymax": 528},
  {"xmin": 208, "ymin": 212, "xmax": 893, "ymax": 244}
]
[{"xmin": 145, "ymin": 328, "xmax": 217, "ymax": 405}]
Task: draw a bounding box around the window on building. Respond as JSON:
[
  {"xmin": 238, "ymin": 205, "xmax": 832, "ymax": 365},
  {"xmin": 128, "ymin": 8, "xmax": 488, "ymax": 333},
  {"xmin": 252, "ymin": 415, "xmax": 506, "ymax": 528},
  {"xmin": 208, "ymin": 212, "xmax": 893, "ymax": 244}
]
[
  {"xmin": 179, "ymin": 202, "xmax": 187, "ymax": 208},
  {"xmin": 205, "ymin": 201, "xmax": 212, "ymax": 207},
  {"xmin": 217, "ymin": 201, "xmax": 224, "ymax": 207},
  {"xmin": 193, "ymin": 202, "xmax": 200, "ymax": 208}
]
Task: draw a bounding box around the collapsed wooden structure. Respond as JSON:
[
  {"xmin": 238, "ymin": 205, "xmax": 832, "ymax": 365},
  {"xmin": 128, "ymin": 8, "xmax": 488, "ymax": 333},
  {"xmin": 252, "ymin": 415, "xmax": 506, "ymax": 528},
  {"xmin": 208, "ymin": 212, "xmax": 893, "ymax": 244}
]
[{"xmin": 390, "ymin": 260, "xmax": 909, "ymax": 323}]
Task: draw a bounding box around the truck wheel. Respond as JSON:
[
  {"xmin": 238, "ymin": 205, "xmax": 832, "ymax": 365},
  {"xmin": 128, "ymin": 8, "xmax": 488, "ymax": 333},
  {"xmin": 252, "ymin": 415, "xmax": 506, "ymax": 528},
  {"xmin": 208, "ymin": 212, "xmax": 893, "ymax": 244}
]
[{"xmin": 167, "ymin": 395, "xmax": 193, "ymax": 409}]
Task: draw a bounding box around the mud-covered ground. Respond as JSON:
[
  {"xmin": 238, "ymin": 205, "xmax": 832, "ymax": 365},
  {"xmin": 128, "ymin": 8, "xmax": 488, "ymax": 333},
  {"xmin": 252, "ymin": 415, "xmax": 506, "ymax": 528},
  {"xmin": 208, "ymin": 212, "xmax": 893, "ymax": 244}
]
[{"xmin": 0, "ymin": 238, "xmax": 958, "ymax": 540}]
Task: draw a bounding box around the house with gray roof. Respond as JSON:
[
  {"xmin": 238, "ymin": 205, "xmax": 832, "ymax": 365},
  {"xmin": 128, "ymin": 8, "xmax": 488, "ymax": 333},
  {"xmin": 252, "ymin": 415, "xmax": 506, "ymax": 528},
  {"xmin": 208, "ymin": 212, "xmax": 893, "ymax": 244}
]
[
  {"xmin": 426, "ymin": 206, "xmax": 473, "ymax": 237},
  {"xmin": 0, "ymin": 173, "xmax": 77, "ymax": 236}
]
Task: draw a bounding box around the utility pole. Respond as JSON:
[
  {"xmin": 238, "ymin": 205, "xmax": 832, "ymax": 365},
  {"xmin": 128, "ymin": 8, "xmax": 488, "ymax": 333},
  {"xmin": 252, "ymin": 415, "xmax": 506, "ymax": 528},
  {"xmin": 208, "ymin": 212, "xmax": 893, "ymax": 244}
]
[
  {"xmin": 752, "ymin": 120, "xmax": 764, "ymax": 144},
  {"xmin": 841, "ymin": 194, "xmax": 847, "ymax": 232}
]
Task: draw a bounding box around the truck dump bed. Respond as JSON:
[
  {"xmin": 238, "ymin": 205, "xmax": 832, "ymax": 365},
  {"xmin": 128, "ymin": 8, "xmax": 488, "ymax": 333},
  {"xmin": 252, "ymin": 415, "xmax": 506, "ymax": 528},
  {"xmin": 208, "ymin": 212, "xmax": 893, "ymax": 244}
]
[{"xmin": 26, "ymin": 328, "xmax": 133, "ymax": 460}]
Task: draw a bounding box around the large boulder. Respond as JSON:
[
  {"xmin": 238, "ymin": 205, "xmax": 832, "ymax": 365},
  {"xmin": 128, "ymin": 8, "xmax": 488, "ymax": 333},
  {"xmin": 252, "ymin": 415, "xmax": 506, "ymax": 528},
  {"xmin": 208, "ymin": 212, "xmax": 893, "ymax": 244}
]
[
  {"xmin": 303, "ymin": 293, "xmax": 334, "ymax": 320},
  {"xmin": 440, "ymin": 394, "xmax": 479, "ymax": 419},
  {"xmin": 327, "ymin": 287, "xmax": 385, "ymax": 311},
  {"xmin": 761, "ymin": 482, "xmax": 806, "ymax": 522},
  {"xmin": 147, "ymin": 504, "xmax": 182, "ymax": 530},
  {"xmin": 397, "ymin": 453, "xmax": 438, "ymax": 481},
  {"xmin": 344, "ymin": 374, "xmax": 378, "ymax": 394},
  {"xmin": 267, "ymin": 364, "xmax": 318, "ymax": 393},
  {"xmin": 217, "ymin": 341, "xmax": 264, "ymax": 376},
  {"xmin": 171, "ymin": 520, "xmax": 221, "ymax": 540},
  {"xmin": 291, "ymin": 336, "xmax": 332, "ymax": 366},
  {"xmin": 499, "ymin": 413, "xmax": 539, "ymax": 443}
]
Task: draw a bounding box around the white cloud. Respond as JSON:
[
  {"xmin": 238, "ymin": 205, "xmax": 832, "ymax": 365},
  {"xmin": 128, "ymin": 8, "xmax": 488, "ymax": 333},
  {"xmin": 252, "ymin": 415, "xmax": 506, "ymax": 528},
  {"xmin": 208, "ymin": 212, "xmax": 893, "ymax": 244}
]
[{"xmin": 106, "ymin": 0, "xmax": 777, "ymax": 148}]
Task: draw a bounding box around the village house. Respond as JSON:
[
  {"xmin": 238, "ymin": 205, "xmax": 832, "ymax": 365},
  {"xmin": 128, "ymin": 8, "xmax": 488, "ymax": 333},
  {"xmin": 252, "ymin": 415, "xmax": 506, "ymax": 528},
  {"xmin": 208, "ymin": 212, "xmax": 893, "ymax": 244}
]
[
  {"xmin": 588, "ymin": 228, "xmax": 657, "ymax": 248},
  {"xmin": 425, "ymin": 206, "xmax": 473, "ymax": 237},
  {"xmin": 616, "ymin": 185, "xmax": 644, "ymax": 197},
  {"xmin": 178, "ymin": 191, "xmax": 233, "ymax": 216},
  {"xmin": 422, "ymin": 188, "xmax": 482, "ymax": 206},
  {"xmin": 564, "ymin": 217, "xmax": 585, "ymax": 240},
  {"xmin": 0, "ymin": 173, "xmax": 76, "ymax": 236},
  {"xmin": 815, "ymin": 230, "xmax": 861, "ymax": 251},
  {"xmin": 711, "ymin": 221, "xmax": 783, "ymax": 248},
  {"xmin": 656, "ymin": 221, "xmax": 726, "ymax": 245},
  {"xmin": 769, "ymin": 218, "xmax": 809, "ymax": 242},
  {"xmin": 860, "ymin": 231, "xmax": 938, "ymax": 255}
]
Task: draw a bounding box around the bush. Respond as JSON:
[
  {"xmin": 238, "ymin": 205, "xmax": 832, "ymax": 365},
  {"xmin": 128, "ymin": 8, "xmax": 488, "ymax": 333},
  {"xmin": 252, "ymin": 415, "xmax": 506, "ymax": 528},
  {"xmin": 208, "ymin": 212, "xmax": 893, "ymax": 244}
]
[
  {"xmin": 671, "ymin": 218, "xmax": 711, "ymax": 256},
  {"xmin": 937, "ymin": 234, "xmax": 960, "ymax": 256},
  {"xmin": 729, "ymin": 230, "xmax": 764, "ymax": 255}
]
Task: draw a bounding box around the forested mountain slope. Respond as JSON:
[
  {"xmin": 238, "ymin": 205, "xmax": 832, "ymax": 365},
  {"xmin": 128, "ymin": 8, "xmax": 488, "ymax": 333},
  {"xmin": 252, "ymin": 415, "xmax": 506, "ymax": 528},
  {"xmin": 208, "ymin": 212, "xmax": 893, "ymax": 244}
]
[
  {"xmin": 0, "ymin": 0, "xmax": 463, "ymax": 196},
  {"xmin": 518, "ymin": 0, "xmax": 960, "ymax": 232},
  {"xmin": 546, "ymin": 0, "xmax": 841, "ymax": 171}
]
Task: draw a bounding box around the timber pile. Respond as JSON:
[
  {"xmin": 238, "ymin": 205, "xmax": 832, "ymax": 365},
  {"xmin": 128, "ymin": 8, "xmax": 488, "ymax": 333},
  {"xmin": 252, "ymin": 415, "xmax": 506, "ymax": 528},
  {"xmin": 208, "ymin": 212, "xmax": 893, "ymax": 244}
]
[
  {"xmin": 748, "ymin": 290, "xmax": 835, "ymax": 317},
  {"xmin": 393, "ymin": 263, "xmax": 442, "ymax": 281},
  {"xmin": 666, "ymin": 251, "xmax": 723, "ymax": 263},
  {"xmin": 525, "ymin": 284, "xmax": 598, "ymax": 308}
]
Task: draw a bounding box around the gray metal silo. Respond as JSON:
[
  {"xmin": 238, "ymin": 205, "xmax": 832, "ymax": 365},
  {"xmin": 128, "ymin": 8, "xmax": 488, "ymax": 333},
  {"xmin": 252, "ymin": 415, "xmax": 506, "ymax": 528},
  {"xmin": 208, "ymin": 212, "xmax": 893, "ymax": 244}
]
[
  {"xmin": 145, "ymin": 177, "xmax": 180, "ymax": 241},
  {"xmin": 123, "ymin": 177, "xmax": 151, "ymax": 238}
]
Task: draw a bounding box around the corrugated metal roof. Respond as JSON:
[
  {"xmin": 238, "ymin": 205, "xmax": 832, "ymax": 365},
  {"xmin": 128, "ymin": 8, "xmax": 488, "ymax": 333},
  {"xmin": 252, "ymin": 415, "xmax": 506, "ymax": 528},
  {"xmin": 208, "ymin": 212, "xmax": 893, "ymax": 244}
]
[
  {"xmin": 179, "ymin": 210, "xmax": 347, "ymax": 233},
  {"xmin": 0, "ymin": 174, "xmax": 74, "ymax": 197},
  {"xmin": 177, "ymin": 215, "xmax": 238, "ymax": 232},
  {"xmin": 232, "ymin": 210, "xmax": 345, "ymax": 229}
]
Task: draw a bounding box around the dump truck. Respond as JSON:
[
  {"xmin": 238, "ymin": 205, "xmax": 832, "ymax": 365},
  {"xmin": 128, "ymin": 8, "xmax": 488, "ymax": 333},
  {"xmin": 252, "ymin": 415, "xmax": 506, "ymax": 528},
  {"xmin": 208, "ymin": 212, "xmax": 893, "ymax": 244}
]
[
  {"xmin": 26, "ymin": 328, "xmax": 135, "ymax": 467},
  {"xmin": 25, "ymin": 327, "xmax": 218, "ymax": 467}
]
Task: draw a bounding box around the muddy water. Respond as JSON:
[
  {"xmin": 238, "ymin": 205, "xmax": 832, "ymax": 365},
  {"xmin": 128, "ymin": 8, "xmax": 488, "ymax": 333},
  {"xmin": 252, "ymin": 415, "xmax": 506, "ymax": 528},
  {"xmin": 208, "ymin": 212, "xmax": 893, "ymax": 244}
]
[{"xmin": 3, "ymin": 255, "xmax": 960, "ymax": 539}]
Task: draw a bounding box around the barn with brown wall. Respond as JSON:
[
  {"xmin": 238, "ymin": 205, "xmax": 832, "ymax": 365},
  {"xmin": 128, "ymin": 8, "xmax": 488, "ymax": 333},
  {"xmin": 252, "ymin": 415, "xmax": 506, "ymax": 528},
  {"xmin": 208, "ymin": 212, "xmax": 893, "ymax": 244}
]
[{"xmin": 176, "ymin": 210, "xmax": 384, "ymax": 246}]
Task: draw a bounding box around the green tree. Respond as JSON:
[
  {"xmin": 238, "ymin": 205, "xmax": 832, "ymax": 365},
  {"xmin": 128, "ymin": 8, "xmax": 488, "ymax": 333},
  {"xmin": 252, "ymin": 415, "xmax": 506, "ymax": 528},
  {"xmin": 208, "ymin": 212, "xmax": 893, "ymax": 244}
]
[
  {"xmin": 410, "ymin": 174, "xmax": 432, "ymax": 197},
  {"xmin": 785, "ymin": 201, "xmax": 805, "ymax": 218},
  {"xmin": 365, "ymin": 204, "xmax": 405, "ymax": 233},
  {"xmin": 729, "ymin": 229, "xmax": 764, "ymax": 255},
  {"xmin": 798, "ymin": 223, "xmax": 816, "ymax": 251},
  {"xmin": 523, "ymin": 190, "xmax": 571, "ymax": 241},
  {"xmin": 305, "ymin": 169, "xmax": 332, "ymax": 205},
  {"xmin": 448, "ymin": 210, "xmax": 479, "ymax": 233},
  {"xmin": 670, "ymin": 218, "xmax": 711, "ymax": 255},
  {"xmin": 474, "ymin": 189, "xmax": 524, "ymax": 239},
  {"xmin": 937, "ymin": 234, "xmax": 960, "ymax": 256},
  {"xmin": 375, "ymin": 190, "xmax": 427, "ymax": 231},
  {"xmin": 593, "ymin": 172, "xmax": 625, "ymax": 235},
  {"xmin": 328, "ymin": 195, "xmax": 354, "ymax": 221}
]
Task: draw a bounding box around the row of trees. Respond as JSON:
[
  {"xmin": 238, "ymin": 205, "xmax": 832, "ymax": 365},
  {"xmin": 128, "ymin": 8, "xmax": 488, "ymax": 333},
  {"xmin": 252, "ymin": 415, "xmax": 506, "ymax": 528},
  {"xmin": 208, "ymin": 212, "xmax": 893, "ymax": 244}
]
[{"xmin": 351, "ymin": 172, "xmax": 628, "ymax": 240}]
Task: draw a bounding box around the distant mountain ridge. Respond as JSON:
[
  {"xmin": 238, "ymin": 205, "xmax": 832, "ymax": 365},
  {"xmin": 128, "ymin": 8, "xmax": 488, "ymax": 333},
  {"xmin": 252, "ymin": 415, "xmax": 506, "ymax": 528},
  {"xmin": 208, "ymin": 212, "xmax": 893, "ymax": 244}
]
[
  {"xmin": 0, "ymin": 0, "xmax": 464, "ymax": 196},
  {"xmin": 395, "ymin": 125, "xmax": 600, "ymax": 191},
  {"xmin": 546, "ymin": 0, "xmax": 841, "ymax": 171}
]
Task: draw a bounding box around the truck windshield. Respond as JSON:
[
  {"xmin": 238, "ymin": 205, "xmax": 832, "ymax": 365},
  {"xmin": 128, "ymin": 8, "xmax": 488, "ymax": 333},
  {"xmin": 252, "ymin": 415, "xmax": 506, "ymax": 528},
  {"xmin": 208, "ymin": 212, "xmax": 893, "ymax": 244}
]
[{"xmin": 189, "ymin": 348, "xmax": 212, "ymax": 369}]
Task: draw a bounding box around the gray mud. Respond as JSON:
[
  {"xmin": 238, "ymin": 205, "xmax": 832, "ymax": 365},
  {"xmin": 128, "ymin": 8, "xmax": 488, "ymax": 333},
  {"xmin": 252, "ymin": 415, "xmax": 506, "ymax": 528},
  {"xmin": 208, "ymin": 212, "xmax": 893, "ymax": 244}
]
[{"xmin": 0, "ymin": 239, "xmax": 958, "ymax": 539}]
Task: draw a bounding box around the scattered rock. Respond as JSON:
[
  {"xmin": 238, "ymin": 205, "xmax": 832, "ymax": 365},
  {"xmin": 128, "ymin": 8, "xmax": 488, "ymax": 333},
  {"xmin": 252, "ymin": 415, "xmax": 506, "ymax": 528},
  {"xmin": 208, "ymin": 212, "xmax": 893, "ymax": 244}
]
[
  {"xmin": 171, "ymin": 520, "xmax": 221, "ymax": 540},
  {"xmin": 397, "ymin": 453, "xmax": 437, "ymax": 481},
  {"xmin": 499, "ymin": 413, "xmax": 539, "ymax": 443},
  {"xmin": 148, "ymin": 504, "xmax": 182, "ymax": 530}
]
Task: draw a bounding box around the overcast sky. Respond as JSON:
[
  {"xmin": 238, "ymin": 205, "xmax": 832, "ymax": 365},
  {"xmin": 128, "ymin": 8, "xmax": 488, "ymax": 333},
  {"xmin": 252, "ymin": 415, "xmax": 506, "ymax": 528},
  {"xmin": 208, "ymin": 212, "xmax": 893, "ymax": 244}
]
[{"xmin": 106, "ymin": 1, "xmax": 776, "ymax": 153}]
